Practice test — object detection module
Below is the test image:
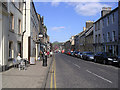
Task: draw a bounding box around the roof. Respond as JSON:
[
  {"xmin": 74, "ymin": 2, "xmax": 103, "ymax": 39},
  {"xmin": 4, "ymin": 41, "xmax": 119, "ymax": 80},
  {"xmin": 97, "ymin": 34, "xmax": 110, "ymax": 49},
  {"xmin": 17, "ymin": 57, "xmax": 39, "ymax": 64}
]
[
  {"xmin": 94, "ymin": 7, "xmax": 118, "ymax": 24},
  {"xmin": 79, "ymin": 26, "xmax": 93, "ymax": 38},
  {"xmin": 85, "ymin": 26, "xmax": 93, "ymax": 36}
]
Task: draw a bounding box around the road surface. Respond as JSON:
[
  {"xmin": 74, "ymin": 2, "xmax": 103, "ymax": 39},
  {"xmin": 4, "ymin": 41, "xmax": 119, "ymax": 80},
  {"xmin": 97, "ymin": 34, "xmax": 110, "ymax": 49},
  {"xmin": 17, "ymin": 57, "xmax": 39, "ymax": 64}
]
[{"xmin": 46, "ymin": 53, "xmax": 119, "ymax": 89}]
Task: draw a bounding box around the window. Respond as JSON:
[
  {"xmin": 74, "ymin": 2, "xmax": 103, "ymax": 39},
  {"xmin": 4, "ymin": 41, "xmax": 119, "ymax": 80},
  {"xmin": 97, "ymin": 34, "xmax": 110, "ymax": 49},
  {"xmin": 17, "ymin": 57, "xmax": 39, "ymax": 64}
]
[
  {"xmin": 107, "ymin": 32, "xmax": 110, "ymax": 42},
  {"xmin": 102, "ymin": 20, "xmax": 104, "ymax": 28},
  {"xmin": 103, "ymin": 34, "xmax": 106, "ymax": 42},
  {"xmin": 95, "ymin": 35, "xmax": 97, "ymax": 43},
  {"xmin": 98, "ymin": 34, "xmax": 101, "ymax": 43},
  {"xmin": 107, "ymin": 17, "xmax": 109, "ymax": 26},
  {"xmin": 10, "ymin": 13, "xmax": 14, "ymax": 31},
  {"xmin": 18, "ymin": 19, "xmax": 21, "ymax": 34},
  {"xmin": 95, "ymin": 23, "xmax": 97, "ymax": 31},
  {"xmin": 9, "ymin": 41, "xmax": 13, "ymax": 58},
  {"xmin": 112, "ymin": 31, "xmax": 115, "ymax": 41},
  {"xmin": 112, "ymin": 13, "xmax": 115, "ymax": 23},
  {"xmin": 18, "ymin": 42, "xmax": 21, "ymax": 55},
  {"xmin": 98, "ymin": 21, "xmax": 100, "ymax": 30}
]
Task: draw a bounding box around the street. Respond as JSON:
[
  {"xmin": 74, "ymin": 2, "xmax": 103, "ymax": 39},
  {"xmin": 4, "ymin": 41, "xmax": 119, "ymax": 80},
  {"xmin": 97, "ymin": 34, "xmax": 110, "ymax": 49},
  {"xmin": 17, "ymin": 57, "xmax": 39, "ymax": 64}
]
[{"xmin": 46, "ymin": 53, "xmax": 119, "ymax": 88}]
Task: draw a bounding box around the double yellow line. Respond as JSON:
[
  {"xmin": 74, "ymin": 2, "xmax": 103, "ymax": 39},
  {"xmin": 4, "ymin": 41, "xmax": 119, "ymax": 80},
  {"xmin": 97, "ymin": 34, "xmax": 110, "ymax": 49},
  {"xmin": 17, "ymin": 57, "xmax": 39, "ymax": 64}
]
[{"xmin": 50, "ymin": 55, "xmax": 56, "ymax": 89}]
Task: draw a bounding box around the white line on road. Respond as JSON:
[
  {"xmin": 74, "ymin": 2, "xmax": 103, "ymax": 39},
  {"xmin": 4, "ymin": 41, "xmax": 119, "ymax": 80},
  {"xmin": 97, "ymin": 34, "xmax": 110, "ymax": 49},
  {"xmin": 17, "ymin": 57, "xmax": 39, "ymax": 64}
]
[
  {"xmin": 73, "ymin": 63, "xmax": 81, "ymax": 68},
  {"xmin": 67, "ymin": 60, "xmax": 81, "ymax": 69},
  {"xmin": 86, "ymin": 70, "xmax": 112, "ymax": 84}
]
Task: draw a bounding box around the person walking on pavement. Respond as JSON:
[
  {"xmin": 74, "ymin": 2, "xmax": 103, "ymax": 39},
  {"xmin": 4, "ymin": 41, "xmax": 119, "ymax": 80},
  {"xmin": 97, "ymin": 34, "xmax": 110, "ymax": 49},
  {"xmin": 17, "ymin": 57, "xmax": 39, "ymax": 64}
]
[
  {"xmin": 50, "ymin": 50, "xmax": 53, "ymax": 57},
  {"xmin": 16, "ymin": 53, "xmax": 22, "ymax": 70},
  {"xmin": 42, "ymin": 50, "xmax": 47, "ymax": 66},
  {"xmin": 47, "ymin": 51, "xmax": 50, "ymax": 58}
]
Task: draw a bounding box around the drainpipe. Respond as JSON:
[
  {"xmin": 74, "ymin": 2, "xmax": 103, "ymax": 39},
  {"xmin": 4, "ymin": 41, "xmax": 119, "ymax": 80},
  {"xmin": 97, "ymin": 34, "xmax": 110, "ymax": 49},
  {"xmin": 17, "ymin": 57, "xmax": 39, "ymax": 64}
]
[
  {"xmin": 1, "ymin": 3, "xmax": 3, "ymax": 71},
  {"xmin": 21, "ymin": 1, "xmax": 26, "ymax": 58}
]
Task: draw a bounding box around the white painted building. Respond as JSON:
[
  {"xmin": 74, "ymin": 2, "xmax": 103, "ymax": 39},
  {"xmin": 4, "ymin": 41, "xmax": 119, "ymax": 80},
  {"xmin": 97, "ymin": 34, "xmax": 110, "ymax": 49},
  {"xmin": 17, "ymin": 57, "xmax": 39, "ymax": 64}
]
[
  {"xmin": 23, "ymin": 0, "xmax": 40, "ymax": 61},
  {"xmin": 0, "ymin": 1, "xmax": 23, "ymax": 71}
]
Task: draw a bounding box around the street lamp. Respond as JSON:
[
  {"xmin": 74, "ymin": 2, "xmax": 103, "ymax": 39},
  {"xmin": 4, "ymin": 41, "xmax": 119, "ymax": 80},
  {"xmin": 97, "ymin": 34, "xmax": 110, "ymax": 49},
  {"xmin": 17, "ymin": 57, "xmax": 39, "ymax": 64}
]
[{"xmin": 39, "ymin": 34, "xmax": 43, "ymax": 39}]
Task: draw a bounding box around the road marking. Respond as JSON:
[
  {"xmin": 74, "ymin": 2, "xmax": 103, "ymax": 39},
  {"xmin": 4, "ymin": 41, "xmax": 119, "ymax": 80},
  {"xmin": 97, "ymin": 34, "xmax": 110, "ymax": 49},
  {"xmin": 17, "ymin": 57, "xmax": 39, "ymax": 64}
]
[
  {"xmin": 50, "ymin": 55, "xmax": 57, "ymax": 89},
  {"xmin": 86, "ymin": 70, "xmax": 112, "ymax": 84},
  {"xmin": 73, "ymin": 63, "xmax": 81, "ymax": 68},
  {"xmin": 50, "ymin": 64, "xmax": 53, "ymax": 88},
  {"xmin": 54, "ymin": 59, "xmax": 56, "ymax": 89}
]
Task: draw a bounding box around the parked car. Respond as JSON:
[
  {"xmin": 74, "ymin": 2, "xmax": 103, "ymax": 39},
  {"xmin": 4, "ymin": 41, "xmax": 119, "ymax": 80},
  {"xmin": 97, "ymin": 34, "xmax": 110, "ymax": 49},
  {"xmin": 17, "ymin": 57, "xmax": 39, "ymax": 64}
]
[
  {"xmin": 70, "ymin": 51, "xmax": 74, "ymax": 56},
  {"xmin": 117, "ymin": 56, "xmax": 120, "ymax": 67},
  {"xmin": 67, "ymin": 51, "xmax": 71, "ymax": 55},
  {"xmin": 77, "ymin": 52, "xmax": 83, "ymax": 58},
  {"xmin": 94, "ymin": 52, "xmax": 118, "ymax": 65},
  {"xmin": 74, "ymin": 51, "xmax": 79, "ymax": 57},
  {"xmin": 82, "ymin": 52, "xmax": 94, "ymax": 61}
]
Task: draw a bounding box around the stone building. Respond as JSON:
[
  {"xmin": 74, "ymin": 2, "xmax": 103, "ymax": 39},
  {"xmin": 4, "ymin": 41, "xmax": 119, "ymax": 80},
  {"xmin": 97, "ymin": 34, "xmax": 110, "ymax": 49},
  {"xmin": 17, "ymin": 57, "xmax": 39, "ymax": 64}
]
[
  {"xmin": 84, "ymin": 26, "xmax": 94, "ymax": 52},
  {"xmin": 70, "ymin": 36, "xmax": 75, "ymax": 51},
  {"xmin": 64, "ymin": 40, "xmax": 71, "ymax": 52},
  {"xmin": 78, "ymin": 21, "xmax": 94, "ymax": 52}
]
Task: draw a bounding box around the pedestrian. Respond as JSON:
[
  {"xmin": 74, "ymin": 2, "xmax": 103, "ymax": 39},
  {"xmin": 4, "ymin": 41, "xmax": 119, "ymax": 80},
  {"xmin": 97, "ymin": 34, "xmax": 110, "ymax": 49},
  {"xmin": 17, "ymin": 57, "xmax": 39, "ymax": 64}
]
[
  {"xmin": 50, "ymin": 50, "xmax": 53, "ymax": 57},
  {"xmin": 47, "ymin": 51, "xmax": 50, "ymax": 58},
  {"xmin": 13, "ymin": 59, "xmax": 17, "ymax": 68},
  {"xmin": 16, "ymin": 53, "xmax": 22, "ymax": 70}
]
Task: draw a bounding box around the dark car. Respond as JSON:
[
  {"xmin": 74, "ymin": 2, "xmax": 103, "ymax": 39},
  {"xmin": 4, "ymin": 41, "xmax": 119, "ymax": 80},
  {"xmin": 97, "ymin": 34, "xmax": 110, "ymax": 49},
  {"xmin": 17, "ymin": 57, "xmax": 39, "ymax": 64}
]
[
  {"xmin": 82, "ymin": 52, "xmax": 94, "ymax": 61},
  {"xmin": 74, "ymin": 51, "xmax": 79, "ymax": 57},
  {"xmin": 117, "ymin": 56, "xmax": 120, "ymax": 67},
  {"xmin": 94, "ymin": 52, "xmax": 118, "ymax": 65}
]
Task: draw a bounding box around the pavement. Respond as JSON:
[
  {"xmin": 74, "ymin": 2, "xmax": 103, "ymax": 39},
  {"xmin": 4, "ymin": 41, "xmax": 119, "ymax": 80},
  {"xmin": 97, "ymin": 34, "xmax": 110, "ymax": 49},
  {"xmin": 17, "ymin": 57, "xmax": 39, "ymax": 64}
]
[{"xmin": 1, "ymin": 57, "xmax": 53, "ymax": 89}]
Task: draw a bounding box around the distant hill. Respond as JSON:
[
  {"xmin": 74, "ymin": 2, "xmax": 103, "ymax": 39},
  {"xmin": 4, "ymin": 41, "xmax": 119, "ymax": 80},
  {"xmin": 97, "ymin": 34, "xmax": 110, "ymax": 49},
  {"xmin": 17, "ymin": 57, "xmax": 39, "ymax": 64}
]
[{"xmin": 52, "ymin": 41, "xmax": 64, "ymax": 50}]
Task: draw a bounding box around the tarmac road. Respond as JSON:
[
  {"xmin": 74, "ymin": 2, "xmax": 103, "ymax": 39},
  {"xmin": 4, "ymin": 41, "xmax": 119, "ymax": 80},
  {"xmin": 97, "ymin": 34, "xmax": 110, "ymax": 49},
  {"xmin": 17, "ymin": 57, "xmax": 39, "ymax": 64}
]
[{"xmin": 46, "ymin": 53, "xmax": 119, "ymax": 89}]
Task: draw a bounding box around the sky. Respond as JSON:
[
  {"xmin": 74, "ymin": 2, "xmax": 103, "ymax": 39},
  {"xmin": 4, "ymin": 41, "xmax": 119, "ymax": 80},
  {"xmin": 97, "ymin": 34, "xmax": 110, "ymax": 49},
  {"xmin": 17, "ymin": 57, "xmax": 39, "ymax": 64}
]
[{"xmin": 33, "ymin": 1, "xmax": 118, "ymax": 43}]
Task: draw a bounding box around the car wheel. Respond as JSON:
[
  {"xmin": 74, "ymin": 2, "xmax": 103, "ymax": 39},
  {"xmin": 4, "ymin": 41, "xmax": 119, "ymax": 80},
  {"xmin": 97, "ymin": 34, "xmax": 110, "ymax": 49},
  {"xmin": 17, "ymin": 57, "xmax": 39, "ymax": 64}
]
[
  {"xmin": 108, "ymin": 61, "xmax": 112, "ymax": 65},
  {"xmin": 94, "ymin": 58, "xmax": 97, "ymax": 63},
  {"xmin": 118, "ymin": 62, "xmax": 120, "ymax": 67},
  {"xmin": 103, "ymin": 60, "xmax": 107, "ymax": 65}
]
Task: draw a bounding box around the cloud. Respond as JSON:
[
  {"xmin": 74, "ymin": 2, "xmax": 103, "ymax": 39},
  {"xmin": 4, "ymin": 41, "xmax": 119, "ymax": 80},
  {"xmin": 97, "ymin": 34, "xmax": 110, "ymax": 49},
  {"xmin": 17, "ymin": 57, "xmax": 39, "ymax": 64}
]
[
  {"xmin": 51, "ymin": 0, "xmax": 61, "ymax": 6},
  {"xmin": 51, "ymin": 26, "xmax": 65, "ymax": 31},
  {"xmin": 50, "ymin": 0, "xmax": 111, "ymax": 16},
  {"xmin": 51, "ymin": 2, "xmax": 60, "ymax": 6},
  {"xmin": 73, "ymin": 2, "xmax": 110, "ymax": 16}
]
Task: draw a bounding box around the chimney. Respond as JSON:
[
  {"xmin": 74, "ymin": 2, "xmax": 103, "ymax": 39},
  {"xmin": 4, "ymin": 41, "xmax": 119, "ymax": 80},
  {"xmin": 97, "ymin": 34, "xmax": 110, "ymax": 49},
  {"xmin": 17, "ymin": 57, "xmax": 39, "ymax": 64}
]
[
  {"xmin": 83, "ymin": 27, "xmax": 86, "ymax": 31},
  {"xmin": 101, "ymin": 7, "xmax": 111, "ymax": 17},
  {"xmin": 86, "ymin": 21, "xmax": 94, "ymax": 29},
  {"xmin": 41, "ymin": 16, "xmax": 44, "ymax": 25}
]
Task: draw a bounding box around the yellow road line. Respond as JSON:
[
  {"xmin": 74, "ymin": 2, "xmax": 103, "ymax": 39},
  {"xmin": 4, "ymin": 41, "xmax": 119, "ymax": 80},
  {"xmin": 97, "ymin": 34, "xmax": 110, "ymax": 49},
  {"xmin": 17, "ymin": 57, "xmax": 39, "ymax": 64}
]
[
  {"xmin": 54, "ymin": 59, "xmax": 56, "ymax": 89},
  {"xmin": 50, "ymin": 54, "xmax": 57, "ymax": 89},
  {"xmin": 50, "ymin": 63, "xmax": 53, "ymax": 89}
]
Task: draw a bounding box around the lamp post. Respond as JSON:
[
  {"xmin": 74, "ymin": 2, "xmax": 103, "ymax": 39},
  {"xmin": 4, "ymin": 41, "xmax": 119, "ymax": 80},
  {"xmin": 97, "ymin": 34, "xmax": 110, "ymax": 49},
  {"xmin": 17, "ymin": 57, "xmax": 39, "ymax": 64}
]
[
  {"xmin": 39, "ymin": 33, "xmax": 43, "ymax": 55},
  {"xmin": 39, "ymin": 33, "xmax": 47, "ymax": 66}
]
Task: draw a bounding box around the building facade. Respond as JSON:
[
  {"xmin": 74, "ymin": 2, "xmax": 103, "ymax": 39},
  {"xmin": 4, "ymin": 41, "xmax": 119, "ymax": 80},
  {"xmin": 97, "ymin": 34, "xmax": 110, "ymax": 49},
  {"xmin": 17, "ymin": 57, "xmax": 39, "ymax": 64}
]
[
  {"xmin": 84, "ymin": 26, "xmax": 94, "ymax": 52},
  {"xmin": 23, "ymin": 0, "xmax": 40, "ymax": 61},
  {"xmin": 0, "ymin": 1, "xmax": 23, "ymax": 70},
  {"xmin": 93, "ymin": 7, "xmax": 119, "ymax": 55}
]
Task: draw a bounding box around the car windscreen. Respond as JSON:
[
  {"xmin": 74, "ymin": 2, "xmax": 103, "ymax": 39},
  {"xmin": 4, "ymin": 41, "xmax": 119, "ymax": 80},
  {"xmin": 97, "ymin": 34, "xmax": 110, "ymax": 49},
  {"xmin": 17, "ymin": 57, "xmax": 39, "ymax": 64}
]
[{"xmin": 86, "ymin": 52, "xmax": 94, "ymax": 55}]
